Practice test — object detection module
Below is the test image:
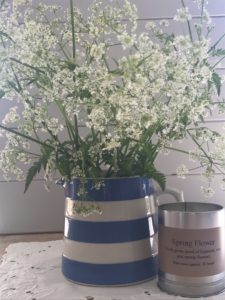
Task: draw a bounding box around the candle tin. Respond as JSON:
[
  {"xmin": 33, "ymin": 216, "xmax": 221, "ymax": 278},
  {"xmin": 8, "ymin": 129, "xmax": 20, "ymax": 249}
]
[{"xmin": 158, "ymin": 202, "xmax": 225, "ymax": 297}]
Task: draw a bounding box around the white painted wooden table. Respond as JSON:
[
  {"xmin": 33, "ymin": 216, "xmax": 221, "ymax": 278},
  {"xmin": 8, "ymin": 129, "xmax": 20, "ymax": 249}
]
[{"xmin": 0, "ymin": 240, "xmax": 224, "ymax": 300}]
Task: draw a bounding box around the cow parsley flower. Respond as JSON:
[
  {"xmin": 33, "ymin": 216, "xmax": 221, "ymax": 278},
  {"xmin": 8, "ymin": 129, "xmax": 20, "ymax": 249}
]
[
  {"xmin": 176, "ymin": 164, "xmax": 189, "ymax": 179},
  {"xmin": 201, "ymin": 186, "xmax": 215, "ymax": 198},
  {"xmin": 118, "ymin": 33, "xmax": 135, "ymax": 49},
  {"xmin": 90, "ymin": 43, "xmax": 105, "ymax": 60},
  {"xmin": 174, "ymin": 7, "xmax": 192, "ymax": 22},
  {"xmin": 0, "ymin": 0, "xmax": 224, "ymax": 200}
]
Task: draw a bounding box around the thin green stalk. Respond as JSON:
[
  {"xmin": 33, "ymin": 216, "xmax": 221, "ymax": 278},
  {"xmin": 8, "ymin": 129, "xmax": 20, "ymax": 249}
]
[
  {"xmin": 211, "ymin": 101, "xmax": 225, "ymax": 105},
  {"xmin": 188, "ymin": 166, "xmax": 203, "ymax": 172},
  {"xmin": 208, "ymin": 33, "xmax": 225, "ymax": 53},
  {"xmin": 34, "ymin": 81, "xmax": 76, "ymax": 146},
  {"xmin": 0, "ymin": 0, "xmax": 6, "ymax": 9},
  {"xmin": 103, "ymin": 55, "xmax": 111, "ymax": 72},
  {"xmin": 121, "ymin": 140, "xmax": 130, "ymax": 156},
  {"xmin": 10, "ymin": 57, "xmax": 45, "ymax": 74},
  {"xmin": 70, "ymin": 0, "xmax": 76, "ymax": 59},
  {"xmin": 0, "ymin": 31, "xmax": 13, "ymax": 42},
  {"xmin": 18, "ymin": 149, "xmax": 41, "ymax": 158},
  {"xmin": 74, "ymin": 114, "xmax": 80, "ymax": 148},
  {"xmin": 9, "ymin": 67, "xmax": 61, "ymax": 147},
  {"xmin": 212, "ymin": 55, "xmax": 225, "ymax": 69},
  {"xmin": 39, "ymin": 9, "xmax": 71, "ymax": 60},
  {"xmin": 181, "ymin": 0, "xmax": 193, "ymax": 43},
  {"xmin": 187, "ymin": 129, "xmax": 213, "ymax": 164},
  {"xmin": 200, "ymin": 0, "xmax": 204, "ymax": 25},
  {"xmin": 0, "ymin": 124, "xmax": 54, "ymax": 150},
  {"xmin": 213, "ymin": 165, "xmax": 225, "ymax": 176},
  {"xmin": 164, "ymin": 146, "xmax": 190, "ymax": 155},
  {"xmin": 54, "ymin": 98, "xmax": 77, "ymax": 145},
  {"xmin": 10, "ymin": 65, "xmax": 22, "ymax": 92}
]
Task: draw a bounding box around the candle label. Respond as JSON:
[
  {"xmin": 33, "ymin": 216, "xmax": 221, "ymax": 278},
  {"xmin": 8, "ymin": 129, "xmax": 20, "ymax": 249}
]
[{"xmin": 159, "ymin": 225, "xmax": 225, "ymax": 277}]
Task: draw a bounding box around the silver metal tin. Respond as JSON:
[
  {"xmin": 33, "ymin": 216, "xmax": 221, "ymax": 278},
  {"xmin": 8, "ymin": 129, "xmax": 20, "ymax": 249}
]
[{"xmin": 158, "ymin": 202, "xmax": 225, "ymax": 297}]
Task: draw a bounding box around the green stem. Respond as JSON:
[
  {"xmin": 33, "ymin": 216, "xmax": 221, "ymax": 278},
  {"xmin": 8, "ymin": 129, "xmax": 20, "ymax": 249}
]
[
  {"xmin": 213, "ymin": 165, "xmax": 225, "ymax": 176},
  {"xmin": 10, "ymin": 57, "xmax": 45, "ymax": 74},
  {"xmin": 200, "ymin": 0, "xmax": 204, "ymax": 25},
  {"xmin": 0, "ymin": 31, "xmax": 13, "ymax": 42},
  {"xmin": 42, "ymin": 10, "xmax": 71, "ymax": 60},
  {"xmin": 35, "ymin": 81, "xmax": 76, "ymax": 146},
  {"xmin": 212, "ymin": 55, "xmax": 225, "ymax": 68},
  {"xmin": 208, "ymin": 33, "xmax": 225, "ymax": 53},
  {"xmin": 187, "ymin": 129, "xmax": 213, "ymax": 164},
  {"xmin": 0, "ymin": 0, "xmax": 6, "ymax": 9},
  {"xmin": 74, "ymin": 114, "xmax": 80, "ymax": 148},
  {"xmin": 0, "ymin": 124, "xmax": 54, "ymax": 150},
  {"xmin": 181, "ymin": 0, "xmax": 193, "ymax": 43},
  {"xmin": 18, "ymin": 149, "xmax": 41, "ymax": 157},
  {"xmin": 70, "ymin": 0, "xmax": 76, "ymax": 59},
  {"xmin": 211, "ymin": 101, "xmax": 225, "ymax": 104},
  {"xmin": 9, "ymin": 68, "xmax": 61, "ymax": 147},
  {"xmin": 103, "ymin": 55, "xmax": 111, "ymax": 72},
  {"xmin": 10, "ymin": 65, "xmax": 22, "ymax": 92},
  {"xmin": 54, "ymin": 97, "xmax": 77, "ymax": 145},
  {"xmin": 164, "ymin": 146, "xmax": 190, "ymax": 155}
]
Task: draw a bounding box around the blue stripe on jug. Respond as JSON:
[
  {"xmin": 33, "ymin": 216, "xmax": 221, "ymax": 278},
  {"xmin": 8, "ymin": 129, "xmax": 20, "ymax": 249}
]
[
  {"xmin": 62, "ymin": 255, "xmax": 158, "ymax": 285},
  {"xmin": 64, "ymin": 177, "xmax": 154, "ymax": 201},
  {"xmin": 64, "ymin": 217, "xmax": 150, "ymax": 243}
]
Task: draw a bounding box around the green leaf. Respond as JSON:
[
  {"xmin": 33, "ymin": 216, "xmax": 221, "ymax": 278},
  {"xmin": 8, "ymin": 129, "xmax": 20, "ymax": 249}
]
[
  {"xmin": 136, "ymin": 54, "xmax": 152, "ymax": 68},
  {"xmin": 0, "ymin": 31, "xmax": 13, "ymax": 41},
  {"xmin": 7, "ymin": 80, "xmax": 20, "ymax": 92},
  {"xmin": 0, "ymin": 0, "xmax": 5, "ymax": 9},
  {"xmin": 79, "ymin": 88, "xmax": 91, "ymax": 99},
  {"xmin": 24, "ymin": 160, "xmax": 42, "ymax": 193},
  {"xmin": 211, "ymin": 48, "xmax": 225, "ymax": 57},
  {"xmin": 64, "ymin": 60, "xmax": 76, "ymax": 71},
  {"xmin": 212, "ymin": 72, "xmax": 221, "ymax": 96},
  {"xmin": 0, "ymin": 89, "xmax": 5, "ymax": 99},
  {"xmin": 55, "ymin": 155, "xmax": 70, "ymax": 177},
  {"xmin": 147, "ymin": 169, "xmax": 166, "ymax": 190},
  {"xmin": 109, "ymin": 69, "xmax": 123, "ymax": 75}
]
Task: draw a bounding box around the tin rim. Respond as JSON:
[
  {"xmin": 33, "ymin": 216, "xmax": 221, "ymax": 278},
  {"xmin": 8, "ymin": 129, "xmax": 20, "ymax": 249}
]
[{"xmin": 158, "ymin": 202, "xmax": 224, "ymax": 213}]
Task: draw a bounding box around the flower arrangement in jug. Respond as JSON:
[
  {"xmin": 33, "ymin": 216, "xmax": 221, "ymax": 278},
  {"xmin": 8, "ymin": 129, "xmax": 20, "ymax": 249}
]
[{"xmin": 0, "ymin": 0, "xmax": 225, "ymax": 199}]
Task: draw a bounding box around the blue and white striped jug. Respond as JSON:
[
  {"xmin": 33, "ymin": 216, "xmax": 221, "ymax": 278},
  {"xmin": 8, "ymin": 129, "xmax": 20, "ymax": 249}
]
[{"xmin": 59, "ymin": 177, "xmax": 183, "ymax": 286}]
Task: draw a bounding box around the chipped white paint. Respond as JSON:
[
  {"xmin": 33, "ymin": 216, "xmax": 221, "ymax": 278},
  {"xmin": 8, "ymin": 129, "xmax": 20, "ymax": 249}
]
[{"xmin": 1, "ymin": 240, "xmax": 225, "ymax": 299}]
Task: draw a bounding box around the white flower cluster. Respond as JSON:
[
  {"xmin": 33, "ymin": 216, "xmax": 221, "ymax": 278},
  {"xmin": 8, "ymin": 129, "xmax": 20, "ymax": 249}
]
[
  {"xmin": 0, "ymin": 0, "xmax": 224, "ymax": 195},
  {"xmin": 174, "ymin": 7, "xmax": 192, "ymax": 22}
]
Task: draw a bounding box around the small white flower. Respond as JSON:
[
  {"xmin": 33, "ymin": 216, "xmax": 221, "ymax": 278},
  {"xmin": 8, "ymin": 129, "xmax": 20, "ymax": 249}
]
[
  {"xmin": 145, "ymin": 21, "xmax": 156, "ymax": 31},
  {"xmin": 159, "ymin": 20, "xmax": 169, "ymax": 27},
  {"xmin": 174, "ymin": 7, "xmax": 192, "ymax": 22},
  {"xmin": 176, "ymin": 164, "xmax": 189, "ymax": 179},
  {"xmin": 2, "ymin": 107, "xmax": 19, "ymax": 125},
  {"xmin": 118, "ymin": 34, "xmax": 135, "ymax": 49},
  {"xmin": 103, "ymin": 139, "xmax": 120, "ymax": 151},
  {"xmin": 90, "ymin": 43, "xmax": 105, "ymax": 60},
  {"xmin": 201, "ymin": 186, "xmax": 215, "ymax": 198},
  {"xmin": 202, "ymin": 8, "xmax": 211, "ymax": 25},
  {"xmin": 174, "ymin": 35, "xmax": 191, "ymax": 48},
  {"xmin": 194, "ymin": 0, "xmax": 208, "ymax": 8}
]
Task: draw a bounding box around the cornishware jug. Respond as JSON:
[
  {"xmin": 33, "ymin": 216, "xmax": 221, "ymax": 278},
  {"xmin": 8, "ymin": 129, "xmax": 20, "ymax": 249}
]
[{"xmin": 57, "ymin": 176, "xmax": 184, "ymax": 285}]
